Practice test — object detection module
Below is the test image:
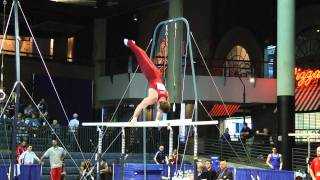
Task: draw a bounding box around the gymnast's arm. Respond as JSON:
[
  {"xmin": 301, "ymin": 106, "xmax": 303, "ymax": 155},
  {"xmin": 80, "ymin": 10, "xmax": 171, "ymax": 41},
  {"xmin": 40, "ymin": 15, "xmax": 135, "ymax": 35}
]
[
  {"xmin": 266, "ymin": 154, "xmax": 273, "ymax": 169},
  {"xmin": 132, "ymin": 89, "xmax": 157, "ymax": 120}
]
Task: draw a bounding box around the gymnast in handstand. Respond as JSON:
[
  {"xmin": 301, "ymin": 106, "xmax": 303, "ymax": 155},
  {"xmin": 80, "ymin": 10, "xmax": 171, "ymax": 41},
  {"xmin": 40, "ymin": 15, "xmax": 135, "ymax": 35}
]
[{"xmin": 124, "ymin": 39, "xmax": 171, "ymax": 122}]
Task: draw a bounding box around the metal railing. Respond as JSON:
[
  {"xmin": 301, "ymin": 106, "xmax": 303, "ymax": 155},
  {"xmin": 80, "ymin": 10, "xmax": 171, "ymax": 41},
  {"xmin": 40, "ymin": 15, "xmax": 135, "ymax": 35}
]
[
  {"xmin": 0, "ymin": 123, "xmax": 170, "ymax": 154},
  {"xmin": 198, "ymin": 138, "xmax": 273, "ymax": 168}
]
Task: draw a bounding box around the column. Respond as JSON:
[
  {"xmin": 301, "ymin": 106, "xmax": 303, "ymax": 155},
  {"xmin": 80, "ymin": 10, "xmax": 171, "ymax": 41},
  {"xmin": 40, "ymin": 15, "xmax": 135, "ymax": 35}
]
[{"xmin": 277, "ymin": 0, "xmax": 295, "ymax": 170}]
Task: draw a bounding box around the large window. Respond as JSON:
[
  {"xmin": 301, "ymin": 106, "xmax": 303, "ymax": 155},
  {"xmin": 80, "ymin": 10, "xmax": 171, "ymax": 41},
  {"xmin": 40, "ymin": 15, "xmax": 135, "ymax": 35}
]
[
  {"xmin": 295, "ymin": 112, "xmax": 320, "ymax": 142},
  {"xmin": 0, "ymin": 35, "xmax": 33, "ymax": 56},
  {"xmin": 225, "ymin": 45, "xmax": 251, "ymax": 77},
  {"xmin": 296, "ymin": 27, "xmax": 320, "ymax": 65},
  {"xmin": 67, "ymin": 37, "xmax": 74, "ymax": 63},
  {"xmin": 224, "ymin": 116, "xmax": 252, "ymax": 141}
]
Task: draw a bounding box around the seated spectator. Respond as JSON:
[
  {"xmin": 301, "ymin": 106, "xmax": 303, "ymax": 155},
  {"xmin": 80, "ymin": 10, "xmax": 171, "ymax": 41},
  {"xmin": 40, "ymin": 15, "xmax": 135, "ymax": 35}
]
[
  {"xmin": 154, "ymin": 145, "xmax": 168, "ymax": 164},
  {"xmin": 100, "ymin": 159, "xmax": 112, "ymax": 180},
  {"xmin": 256, "ymin": 128, "xmax": 271, "ymax": 144},
  {"xmin": 24, "ymin": 104, "xmax": 35, "ymax": 117},
  {"xmin": 51, "ymin": 119, "xmax": 61, "ymax": 138},
  {"xmin": 205, "ymin": 160, "xmax": 217, "ymax": 180},
  {"xmin": 40, "ymin": 111, "xmax": 50, "ymax": 126},
  {"xmin": 240, "ymin": 123, "xmax": 253, "ymax": 144},
  {"xmin": 79, "ymin": 159, "xmax": 94, "ymax": 180},
  {"xmin": 18, "ymin": 145, "xmax": 40, "ymax": 165},
  {"xmin": 37, "ymin": 98, "xmax": 48, "ymax": 113},
  {"xmin": 69, "ymin": 113, "xmax": 80, "ymax": 132},
  {"xmin": 25, "ymin": 113, "xmax": 40, "ymax": 127},
  {"xmin": 17, "ymin": 113, "xmax": 27, "ymax": 126},
  {"xmin": 16, "ymin": 141, "xmax": 27, "ymax": 162},
  {"xmin": 221, "ymin": 128, "xmax": 231, "ymax": 142}
]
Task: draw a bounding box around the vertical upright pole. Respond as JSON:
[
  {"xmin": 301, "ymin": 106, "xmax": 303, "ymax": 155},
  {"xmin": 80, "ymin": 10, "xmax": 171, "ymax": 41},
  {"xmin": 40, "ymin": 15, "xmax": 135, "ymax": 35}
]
[
  {"xmin": 120, "ymin": 127, "xmax": 125, "ymax": 180},
  {"xmin": 168, "ymin": 0, "xmax": 183, "ymax": 103},
  {"xmin": 277, "ymin": 0, "xmax": 295, "ymax": 170},
  {"xmin": 143, "ymin": 109, "xmax": 147, "ymax": 180},
  {"xmin": 96, "ymin": 127, "xmax": 102, "ymax": 180},
  {"xmin": 11, "ymin": 0, "xmax": 20, "ymax": 179},
  {"xmin": 167, "ymin": 126, "xmax": 173, "ymax": 179},
  {"xmin": 193, "ymin": 126, "xmax": 198, "ymax": 180},
  {"xmin": 96, "ymin": 107, "xmax": 104, "ymax": 180}
]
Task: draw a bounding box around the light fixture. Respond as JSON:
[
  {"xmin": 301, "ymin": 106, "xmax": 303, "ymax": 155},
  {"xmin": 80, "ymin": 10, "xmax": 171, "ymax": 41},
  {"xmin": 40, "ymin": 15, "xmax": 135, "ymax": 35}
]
[
  {"xmin": 317, "ymin": 29, "xmax": 320, "ymax": 33},
  {"xmin": 133, "ymin": 14, "xmax": 138, "ymax": 22},
  {"xmin": 249, "ymin": 77, "xmax": 255, "ymax": 84}
]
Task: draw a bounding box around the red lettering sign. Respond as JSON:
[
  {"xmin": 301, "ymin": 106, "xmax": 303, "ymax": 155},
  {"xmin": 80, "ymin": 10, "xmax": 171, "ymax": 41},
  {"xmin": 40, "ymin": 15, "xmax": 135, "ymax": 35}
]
[{"xmin": 295, "ymin": 68, "xmax": 320, "ymax": 88}]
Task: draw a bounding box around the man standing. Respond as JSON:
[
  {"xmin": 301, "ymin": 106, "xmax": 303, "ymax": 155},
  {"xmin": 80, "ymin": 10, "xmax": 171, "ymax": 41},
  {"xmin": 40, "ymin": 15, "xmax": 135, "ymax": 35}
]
[
  {"xmin": 217, "ymin": 161, "xmax": 233, "ymax": 180},
  {"xmin": 266, "ymin": 147, "xmax": 283, "ymax": 170},
  {"xmin": 18, "ymin": 145, "xmax": 40, "ymax": 165},
  {"xmin": 18, "ymin": 145, "xmax": 41, "ymax": 180},
  {"xmin": 310, "ymin": 146, "xmax": 320, "ymax": 180},
  {"xmin": 69, "ymin": 113, "xmax": 80, "ymax": 132},
  {"xmin": 240, "ymin": 123, "xmax": 253, "ymax": 144},
  {"xmin": 154, "ymin": 145, "xmax": 168, "ymax": 164},
  {"xmin": 205, "ymin": 160, "xmax": 217, "ymax": 180},
  {"xmin": 40, "ymin": 139, "xmax": 66, "ymax": 180},
  {"xmin": 16, "ymin": 141, "xmax": 27, "ymax": 162}
]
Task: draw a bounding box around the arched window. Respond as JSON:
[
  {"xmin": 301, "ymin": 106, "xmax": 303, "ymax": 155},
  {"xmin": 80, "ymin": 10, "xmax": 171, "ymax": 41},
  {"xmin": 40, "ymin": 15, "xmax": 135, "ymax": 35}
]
[
  {"xmin": 225, "ymin": 45, "xmax": 251, "ymax": 77},
  {"xmin": 296, "ymin": 27, "xmax": 320, "ymax": 66}
]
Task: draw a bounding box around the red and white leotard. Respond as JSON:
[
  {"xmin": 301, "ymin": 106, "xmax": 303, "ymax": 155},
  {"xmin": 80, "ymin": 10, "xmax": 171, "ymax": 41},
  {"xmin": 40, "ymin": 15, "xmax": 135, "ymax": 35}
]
[{"xmin": 127, "ymin": 40, "xmax": 169, "ymax": 100}]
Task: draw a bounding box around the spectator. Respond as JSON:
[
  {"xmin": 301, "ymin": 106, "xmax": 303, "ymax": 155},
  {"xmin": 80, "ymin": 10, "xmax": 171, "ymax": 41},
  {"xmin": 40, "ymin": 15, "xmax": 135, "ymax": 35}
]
[
  {"xmin": 25, "ymin": 113, "xmax": 40, "ymax": 127},
  {"xmin": 18, "ymin": 145, "xmax": 40, "ymax": 165},
  {"xmin": 100, "ymin": 159, "xmax": 112, "ymax": 180},
  {"xmin": 217, "ymin": 161, "xmax": 233, "ymax": 180},
  {"xmin": 221, "ymin": 128, "xmax": 231, "ymax": 142},
  {"xmin": 51, "ymin": 119, "xmax": 61, "ymax": 139},
  {"xmin": 266, "ymin": 147, "xmax": 283, "ymax": 170},
  {"xmin": 240, "ymin": 123, "xmax": 253, "ymax": 144},
  {"xmin": 256, "ymin": 128, "xmax": 271, "ymax": 144},
  {"xmin": 79, "ymin": 159, "xmax": 94, "ymax": 180},
  {"xmin": 205, "ymin": 160, "xmax": 217, "ymax": 180},
  {"xmin": 40, "ymin": 139, "xmax": 66, "ymax": 180},
  {"xmin": 69, "ymin": 113, "xmax": 80, "ymax": 132},
  {"xmin": 37, "ymin": 98, "xmax": 48, "ymax": 113},
  {"xmin": 17, "ymin": 113, "xmax": 27, "ymax": 126},
  {"xmin": 16, "ymin": 141, "xmax": 27, "ymax": 162},
  {"xmin": 40, "ymin": 111, "xmax": 50, "ymax": 126},
  {"xmin": 24, "ymin": 104, "xmax": 35, "ymax": 117},
  {"xmin": 172, "ymin": 149, "xmax": 178, "ymax": 164},
  {"xmin": 310, "ymin": 146, "xmax": 320, "ymax": 180},
  {"xmin": 197, "ymin": 162, "xmax": 206, "ymax": 180},
  {"xmin": 154, "ymin": 145, "xmax": 168, "ymax": 164}
]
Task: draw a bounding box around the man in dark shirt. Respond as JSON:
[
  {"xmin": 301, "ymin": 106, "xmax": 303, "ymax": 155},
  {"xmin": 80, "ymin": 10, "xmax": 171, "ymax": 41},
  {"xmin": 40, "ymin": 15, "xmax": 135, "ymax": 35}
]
[
  {"xmin": 240, "ymin": 123, "xmax": 253, "ymax": 144},
  {"xmin": 153, "ymin": 145, "xmax": 168, "ymax": 164},
  {"xmin": 217, "ymin": 161, "xmax": 233, "ymax": 180},
  {"xmin": 221, "ymin": 128, "xmax": 231, "ymax": 142},
  {"xmin": 205, "ymin": 160, "xmax": 217, "ymax": 180}
]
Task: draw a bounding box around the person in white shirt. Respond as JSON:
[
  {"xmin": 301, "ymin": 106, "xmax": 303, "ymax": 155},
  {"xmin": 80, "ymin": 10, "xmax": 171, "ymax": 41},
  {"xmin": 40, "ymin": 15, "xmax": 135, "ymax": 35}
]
[
  {"xmin": 18, "ymin": 145, "xmax": 40, "ymax": 165},
  {"xmin": 40, "ymin": 139, "xmax": 66, "ymax": 180},
  {"xmin": 69, "ymin": 113, "xmax": 80, "ymax": 131}
]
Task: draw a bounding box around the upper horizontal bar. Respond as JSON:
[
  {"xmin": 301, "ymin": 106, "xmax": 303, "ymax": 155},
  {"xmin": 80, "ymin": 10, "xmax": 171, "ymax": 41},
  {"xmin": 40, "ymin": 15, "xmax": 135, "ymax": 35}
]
[
  {"xmin": 82, "ymin": 119, "xmax": 218, "ymax": 128},
  {"xmin": 288, "ymin": 133, "xmax": 320, "ymax": 137}
]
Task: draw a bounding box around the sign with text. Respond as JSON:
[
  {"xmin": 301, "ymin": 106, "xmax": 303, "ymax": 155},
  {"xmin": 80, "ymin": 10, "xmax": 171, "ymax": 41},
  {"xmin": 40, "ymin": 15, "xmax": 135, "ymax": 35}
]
[{"xmin": 295, "ymin": 68, "xmax": 320, "ymax": 88}]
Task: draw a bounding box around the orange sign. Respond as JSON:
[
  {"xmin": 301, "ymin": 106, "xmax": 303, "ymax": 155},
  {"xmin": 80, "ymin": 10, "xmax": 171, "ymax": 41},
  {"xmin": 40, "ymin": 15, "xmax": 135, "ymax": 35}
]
[{"xmin": 295, "ymin": 68, "xmax": 320, "ymax": 88}]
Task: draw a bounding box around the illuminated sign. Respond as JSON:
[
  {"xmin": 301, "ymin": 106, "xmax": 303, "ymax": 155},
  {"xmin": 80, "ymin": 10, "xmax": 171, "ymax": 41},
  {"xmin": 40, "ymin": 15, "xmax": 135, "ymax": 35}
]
[{"xmin": 295, "ymin": 68, "xmax": 320, "ymax": 88}]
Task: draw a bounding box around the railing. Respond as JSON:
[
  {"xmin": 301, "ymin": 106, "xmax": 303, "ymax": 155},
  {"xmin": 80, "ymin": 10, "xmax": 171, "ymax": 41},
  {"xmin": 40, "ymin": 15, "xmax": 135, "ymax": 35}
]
[
  {"xmin": 198, "ymin": 138, "xmax": 273, "ymax": 168},
  {"xmin": 0, "ymin": 122, "xmax": 170, "ymax": 154},
  {"xmin": 106, "ymin": 56, "xmax": 274, "ymax": 78}
]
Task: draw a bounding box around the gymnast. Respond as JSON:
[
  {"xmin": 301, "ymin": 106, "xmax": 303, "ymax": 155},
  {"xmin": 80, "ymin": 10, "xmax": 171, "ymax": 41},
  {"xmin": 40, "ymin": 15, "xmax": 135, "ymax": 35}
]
[{"xmin": 124, "ymin": 39, "xmax": 171, "ymax": 122}]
